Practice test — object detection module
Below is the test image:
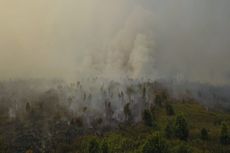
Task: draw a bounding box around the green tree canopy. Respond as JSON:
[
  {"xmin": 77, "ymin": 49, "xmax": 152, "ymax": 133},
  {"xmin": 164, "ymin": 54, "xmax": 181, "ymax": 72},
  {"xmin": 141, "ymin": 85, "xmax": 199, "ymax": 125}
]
[
  {"xmin": 200, "ymin": 128, "xmax": 209, "ymax": 141},
  {"xmin": 88, "ymin": 139, "xmax": 100, "ymax": 153},
  {"xmin": 174, "ymin": 114, "xmax": 189, "ymax": 141},
  {"xmin": 142, "ymin": 132, "xmax": 169, "ymax": 153},
  {"xmin": 142, "ymin": 109, "xmax": 157, "ymax": 128},
  {"xmin": 220, "ymin": 123, "xmax": 230, "ymax": 145}
]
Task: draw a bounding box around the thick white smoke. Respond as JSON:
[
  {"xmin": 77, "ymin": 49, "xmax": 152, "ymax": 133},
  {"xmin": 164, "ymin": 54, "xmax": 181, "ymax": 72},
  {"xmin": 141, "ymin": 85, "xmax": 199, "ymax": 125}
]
[{"xmin": 102, "ymin": 6, "xmax": 156, "ymax": 80}]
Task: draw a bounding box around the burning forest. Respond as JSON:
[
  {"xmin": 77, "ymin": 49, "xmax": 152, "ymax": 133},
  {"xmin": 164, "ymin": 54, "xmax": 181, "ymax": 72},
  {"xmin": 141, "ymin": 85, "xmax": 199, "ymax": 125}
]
[{"xmin": 0, "ymin": 0, "xmax": 230, "ymax": 152}]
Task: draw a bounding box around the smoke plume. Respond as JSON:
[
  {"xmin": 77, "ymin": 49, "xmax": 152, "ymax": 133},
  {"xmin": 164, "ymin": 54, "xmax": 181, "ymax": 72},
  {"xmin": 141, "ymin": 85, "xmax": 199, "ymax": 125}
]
[{"xmin": 0, "ymin": 0, "xmax": 230, "ymax": 84}]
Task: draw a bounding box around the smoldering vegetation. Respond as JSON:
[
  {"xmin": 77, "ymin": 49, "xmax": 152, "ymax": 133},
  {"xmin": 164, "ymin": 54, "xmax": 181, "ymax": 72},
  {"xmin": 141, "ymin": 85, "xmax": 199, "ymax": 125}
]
[
  {"xmin": 0, "ymin": 78, "xmax": 158, "ymax": 152},
  {"xmin": 0, "ymin": 79, "xmax": 157, "ymax": 127},
  {"xmin": 0, "ymin": 78, "xmax": 229, "ymax": 152},
  {"xmin": 164, "ymin": 80, "xmax": 230, "ymax": 112}
]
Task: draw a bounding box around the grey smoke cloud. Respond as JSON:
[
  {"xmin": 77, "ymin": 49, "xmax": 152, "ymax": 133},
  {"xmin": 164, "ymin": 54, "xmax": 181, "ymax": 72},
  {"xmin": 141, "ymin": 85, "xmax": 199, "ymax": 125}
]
[
  {"xmin": 0, "ymin": 0, "xmax": 229, "ymax": 84},
  {"xmin": 150, "ymin": 0, "xmax": 230, "ymax": 84}
]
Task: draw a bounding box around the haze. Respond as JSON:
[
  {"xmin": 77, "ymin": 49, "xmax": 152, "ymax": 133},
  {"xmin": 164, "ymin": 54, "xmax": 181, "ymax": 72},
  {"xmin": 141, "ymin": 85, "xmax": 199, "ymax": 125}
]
[{"xmin": 0, "ymin": 0, "xmax": 230, "ymax": 85}]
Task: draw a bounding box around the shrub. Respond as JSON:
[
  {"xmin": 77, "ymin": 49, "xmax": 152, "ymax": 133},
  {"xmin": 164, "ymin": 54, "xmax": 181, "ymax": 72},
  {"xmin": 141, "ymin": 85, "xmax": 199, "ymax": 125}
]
[
  {"xmin": 106, "ymin": 134, "xmax": 139, "ymax": 153},
  {"xmin": 142, "ymin": 109, "xmax": 157, "ymax": 128},
  {"xmin": 101, "ymin": 141, "xmax": 109, "ymax": 153},
  {"xmin": 0, "ymin": 139, "xmax": 7, "ymax": 153},
  {"xmin": 200, "ymin": 128, "xmax": 209, "ymax": 141},
  {"xmin": 124, "ymin": 103, "xmax": 132, "ymax": 122},
  {"xmin": 174, "ymin": 114, "xmax": 189, "ymax": 141},
  {"xmin": 165, "ymin": 104, "xmax": 175, "ymax": 116},
  {"xmin": 155, "ymin": 90, "xmax": 169, "ymax": 107},
  {"xmin": 56, "ymin": 143, "xmax": 72, "ymax": 153},
  {"xmin": 155, "ymin": 95, "xmax": 163, "ymax": 107},
  {"xmin": 26, "ymin": 102, "xmax": 31, "ymax": 113},
  {"xmin": 142, "ymin": 132, "xmax": 169, "ymax": 153},
  {"xmin": 173, "ymin": 143, "xmax": 192, "ymax": 153},
  {"xmin": 220, "ymin": 123, "xmax": 230, "ymax": 145},
  {"xmin": 25, "ymin": 149, "xmax": 33, "ymax": 153},
  {"xmin": 88, "ymin": 139, "xmax": 100, "ymax": 153},
  {"xmin": 165, "ymin": 120, "xmax": 174, "ymax": 139}
]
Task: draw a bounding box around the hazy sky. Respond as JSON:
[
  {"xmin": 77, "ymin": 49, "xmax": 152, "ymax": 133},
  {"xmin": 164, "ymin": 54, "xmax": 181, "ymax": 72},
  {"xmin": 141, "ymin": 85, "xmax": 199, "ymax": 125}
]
[{"xmin": 0, "ymin": 0, "xmax": 230, "ymax": 84}]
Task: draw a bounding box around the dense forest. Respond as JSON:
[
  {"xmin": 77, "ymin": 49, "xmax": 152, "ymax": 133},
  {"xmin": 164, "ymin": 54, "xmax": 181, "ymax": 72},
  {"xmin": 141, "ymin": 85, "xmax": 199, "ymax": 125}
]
[{"xmin": 0, "ymin": 79, "xmax": 229, "ymax": 153}]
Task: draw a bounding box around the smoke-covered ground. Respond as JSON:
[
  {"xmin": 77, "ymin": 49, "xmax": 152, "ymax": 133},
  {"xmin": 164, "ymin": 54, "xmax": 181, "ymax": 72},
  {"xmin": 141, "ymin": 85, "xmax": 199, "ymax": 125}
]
[
  {"xmin": 0, "ymin": 78, "xmax": 230, "ymax": 152},
  {"xmin": 0, "ymin": 78, "xmax": 229, "ymax": 124}
]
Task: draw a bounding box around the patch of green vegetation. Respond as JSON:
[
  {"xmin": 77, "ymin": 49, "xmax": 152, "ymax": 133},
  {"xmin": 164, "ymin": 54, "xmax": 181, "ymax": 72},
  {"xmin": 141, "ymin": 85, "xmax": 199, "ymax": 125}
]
[
  {"xmin": 0, "ymin": 96, "xmax": 229, "ymax": 153},
  {"xmin": 72, "ymin": 100, "xmax": 230, "ymax": 153}
]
